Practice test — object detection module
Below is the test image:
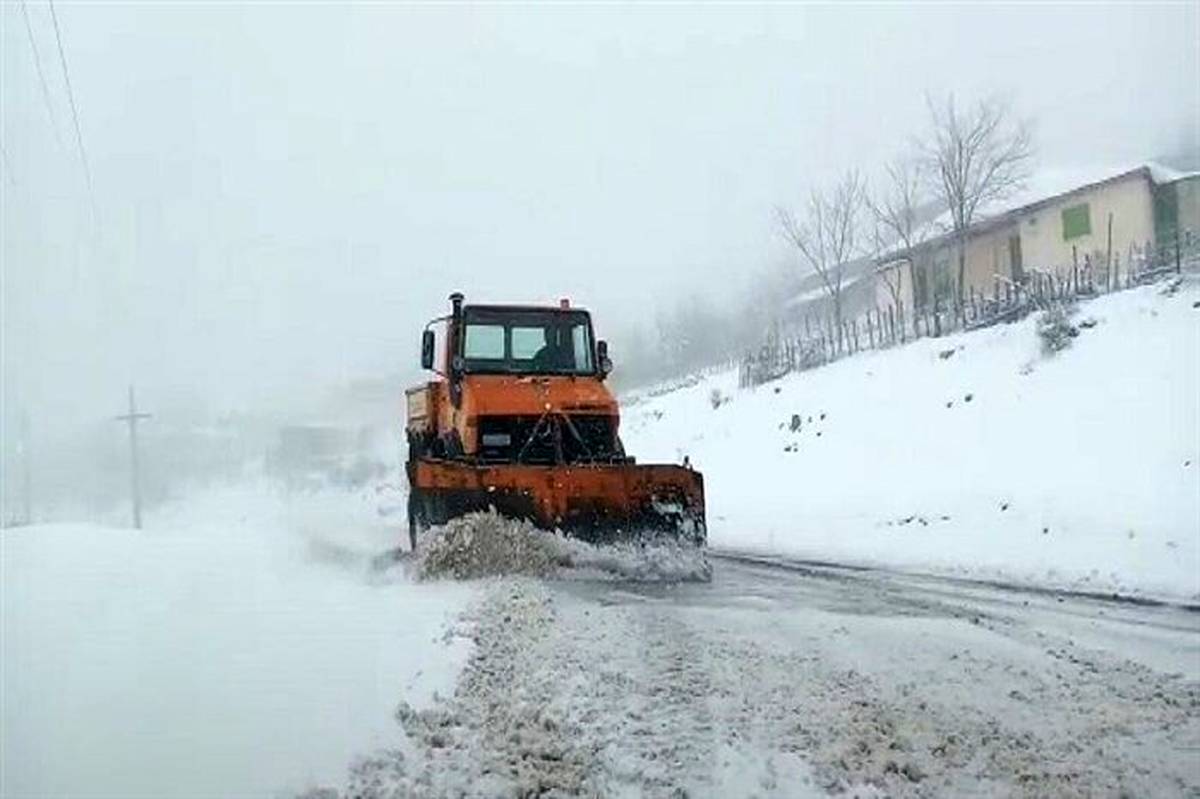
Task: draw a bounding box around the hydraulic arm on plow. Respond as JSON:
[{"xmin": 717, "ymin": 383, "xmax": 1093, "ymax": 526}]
[{"xmin": 403, "ymin": 292, "xmax": 705, "ymax": 550}]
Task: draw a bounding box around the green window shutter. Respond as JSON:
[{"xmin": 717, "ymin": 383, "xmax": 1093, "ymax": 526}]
[
  {"xmin": 1061, "ymin": 203, "xmax": 1091, "ymax": 240},
  {"xmin": 1153, "ymin": 184, "xmax": 1178, "ymax": 245}
]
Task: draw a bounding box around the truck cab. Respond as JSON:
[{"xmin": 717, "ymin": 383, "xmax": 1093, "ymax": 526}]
[{"xmin": 406, "ymin": 293, "xmax": 623, "ymax": 465}]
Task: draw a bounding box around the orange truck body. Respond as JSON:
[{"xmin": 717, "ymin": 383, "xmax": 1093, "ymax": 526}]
[{"xmin": 403, "ymin": 293, "xmax": 705, "ymax": 547}]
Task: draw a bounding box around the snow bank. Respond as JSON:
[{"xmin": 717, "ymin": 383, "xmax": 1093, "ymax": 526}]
[
  {"xmin": 1, "ymin": 484, "xmax": 476, "ymax": 799},
  {"xmin": 624, "ymin": 282, "xmax": 1200, "ymax": 601}
]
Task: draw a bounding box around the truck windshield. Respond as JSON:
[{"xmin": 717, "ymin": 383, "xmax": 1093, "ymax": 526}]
[{"xmin": 461, "ymin": 308, "xmax": 596, "ymax": 375}]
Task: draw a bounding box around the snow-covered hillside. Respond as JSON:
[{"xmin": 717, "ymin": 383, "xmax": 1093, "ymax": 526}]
[
  {"xmin": 1, "ymin": 486, "xmax": 475, "ymax": 799},
  {"xmin": 624, "ymin": 281, "xmax": 1200, "ymax": 601}
]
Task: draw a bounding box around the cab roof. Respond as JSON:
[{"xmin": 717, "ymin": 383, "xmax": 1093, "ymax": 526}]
[{"xmin": 463, "ymin": 303, "xmax": 590, "ymax": 314}]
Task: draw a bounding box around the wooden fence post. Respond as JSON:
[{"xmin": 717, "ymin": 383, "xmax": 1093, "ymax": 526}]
[{"xmin": 1106, "ymin": 212, "xmax": 1114, "ymax": 291}]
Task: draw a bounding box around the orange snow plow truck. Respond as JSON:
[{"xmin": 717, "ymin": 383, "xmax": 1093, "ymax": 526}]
[{"xmin": 403, "ymin": 292, "xmax": 705, "ymax": 550}]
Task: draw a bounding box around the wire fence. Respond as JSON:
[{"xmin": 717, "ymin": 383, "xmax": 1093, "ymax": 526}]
[{"xmin": 740, "ymin": 230, "xmax": 1200, "ymax": 388}]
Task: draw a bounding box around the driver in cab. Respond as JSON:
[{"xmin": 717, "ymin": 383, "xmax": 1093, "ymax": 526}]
[{"xmin": 531, "ymin": 327, "xmax": 572, "ymax": 372}]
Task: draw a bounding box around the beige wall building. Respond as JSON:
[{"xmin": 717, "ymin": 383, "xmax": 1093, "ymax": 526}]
[{"xmin": 885, "ymin": 165, "xmax": 1192, "ymax": 314}]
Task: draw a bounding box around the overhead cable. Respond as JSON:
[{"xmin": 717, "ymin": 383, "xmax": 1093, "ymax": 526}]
[{"xmin": 47, "ymin": 0, "xmax": 98, "ymax": 222}]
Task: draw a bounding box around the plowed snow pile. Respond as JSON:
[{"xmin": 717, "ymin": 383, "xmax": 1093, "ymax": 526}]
[
  {"xmin": 416, "ymin": 512, "xmax": 565, "ymax": 579},
  {"xmin": 556, "ymin": 535, "xmax": 713, "ymax": 582},
  {"xmin": 415, "ymin": 511, "xmax": 711, "ymax": 582}
]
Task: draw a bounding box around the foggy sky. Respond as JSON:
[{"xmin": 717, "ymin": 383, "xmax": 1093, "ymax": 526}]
[{"xmin": 3, "ymin": 2, "xmax": 1197, "ymax": 434}]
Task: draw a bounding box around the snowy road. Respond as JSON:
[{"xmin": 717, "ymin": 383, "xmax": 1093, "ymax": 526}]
[{"xmin": 352, "ymin": 555, "xmax": 1200, "ymax": 797}]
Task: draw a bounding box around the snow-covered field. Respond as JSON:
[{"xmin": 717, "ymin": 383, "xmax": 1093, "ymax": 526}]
[
  {"xmin": 624, "ymin": 280, "xmax": 1200, "ymax": 601},
  {"xmin": 1, "ymin": 486, "xmax": 476, "ymax": 799}
]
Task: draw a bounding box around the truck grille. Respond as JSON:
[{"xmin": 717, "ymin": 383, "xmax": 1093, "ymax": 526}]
[{"xmin": 477, "ymin": 414, "xmax": 618, "ymax": 464}]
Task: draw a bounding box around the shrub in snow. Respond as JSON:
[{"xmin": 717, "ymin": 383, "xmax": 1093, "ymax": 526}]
[
  {"xmin": 1036, "ymin": 302, "xmax": 1079, "ymax": 355},
  {"xmin": 709, "ymin": 388, "xmax": 725, "ymax": 409},
  {"xmin": 796, "ymin": 340, "xmax": 826, "ymax": 370}
]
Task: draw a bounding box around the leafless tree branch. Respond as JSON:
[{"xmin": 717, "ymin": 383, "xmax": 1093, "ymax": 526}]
[
  {"xmin": 867, "ymin": 156, "xmax": 931, "ymax": 311},
  {"xmin": 921, "ymin": 93, "xmax": 1033, "ymax": 303},
  {"xmin": 775, "ymin": 171, "xmax": 868, "ymax": 328}
]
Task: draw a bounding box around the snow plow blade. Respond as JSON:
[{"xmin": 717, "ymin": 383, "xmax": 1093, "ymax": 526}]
[{"xmin": 408, "ymin": 459, "xmax": 705, "ymax": 546}]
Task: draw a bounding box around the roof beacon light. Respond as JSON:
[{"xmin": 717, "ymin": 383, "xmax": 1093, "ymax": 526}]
[{"xmin": 559, "ymin": 298, "xmax": 571, "ymax": 309}]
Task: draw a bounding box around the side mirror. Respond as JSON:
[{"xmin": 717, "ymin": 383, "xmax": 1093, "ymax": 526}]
[
  {"xmin": 597, "ymin": 339, "xmax": 612, "ymax": 378},
  {"xmin": 421, "ymin": 330, "xmax": 435, "ymax": 370}
]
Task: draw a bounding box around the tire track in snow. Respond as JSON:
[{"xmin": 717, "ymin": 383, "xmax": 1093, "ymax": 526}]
[
  {"xmin": 338, "ymin": 562, "xmax": 1200, "ymax": 797},
  {"xmin": 343, "ymin": 580, "xmax": 819, "ymax": 797}
]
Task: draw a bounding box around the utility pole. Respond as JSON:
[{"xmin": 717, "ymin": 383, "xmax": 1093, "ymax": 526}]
[{"xmin": 114, "ymin": 386, "xmax": 151, "ymax": 529}]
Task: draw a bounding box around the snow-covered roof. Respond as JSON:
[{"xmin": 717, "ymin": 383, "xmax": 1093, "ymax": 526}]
[
  {"xmin": 1147, "ymin": 161, "xmax": 1200, "ymax": 185},
  {"xmin": 782, "ymin": 257, "xmax": 876, "ymax": 309},
  {"xmin": 783, "ymin": 284, "xmax": 829, "ymax": 308}
]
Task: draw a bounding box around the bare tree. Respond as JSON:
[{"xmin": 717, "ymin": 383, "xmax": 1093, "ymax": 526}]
[
  {"xmin": 922, "ymin": 94, "xmax": 1032, "ymax": 303},
  {"xmin": 868, "ymin": 156, "xmax": 930, "ymax": 313},
  {"xmin": 776, "ymin": 170, "xmax": 868, "ymax": 330}
]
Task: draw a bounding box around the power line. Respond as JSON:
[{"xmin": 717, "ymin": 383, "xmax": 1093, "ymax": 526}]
[
  {"xmin": 46, "ymin": 0, "xmax": 98, "ymax": 223},
  {"xmin": 20, "ymin": 0, "xmax": 66, "ymax": 150}
]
